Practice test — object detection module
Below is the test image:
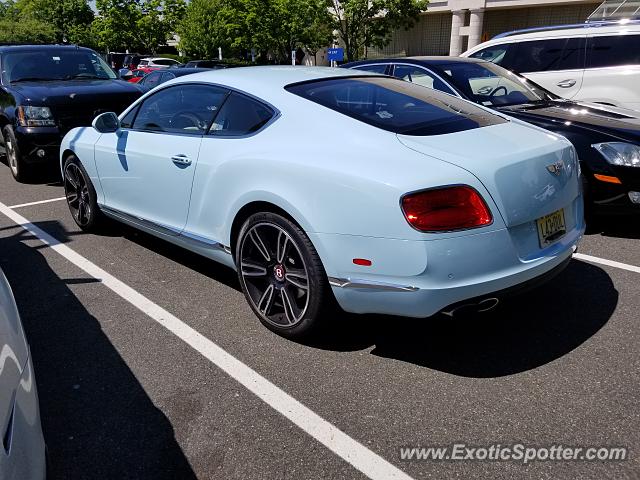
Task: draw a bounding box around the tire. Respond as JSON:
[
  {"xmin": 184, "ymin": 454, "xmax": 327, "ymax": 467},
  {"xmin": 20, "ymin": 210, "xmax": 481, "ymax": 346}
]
[
  {"xmin": 2, "ymin": 125, "xmax": 29, "ymax": 182},
  {"xmin": 63, "ymin": 155, "xmax": 104, "ymax": 232},
  {"xmin": 236, "ymin": 212, "xmax": 331, "ymax": 339}
]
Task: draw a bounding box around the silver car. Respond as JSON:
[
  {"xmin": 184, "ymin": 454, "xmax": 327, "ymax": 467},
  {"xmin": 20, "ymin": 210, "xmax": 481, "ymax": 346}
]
[{"xmin": 0, "ymin": 267, "xmax": 45, "ymax": 479}]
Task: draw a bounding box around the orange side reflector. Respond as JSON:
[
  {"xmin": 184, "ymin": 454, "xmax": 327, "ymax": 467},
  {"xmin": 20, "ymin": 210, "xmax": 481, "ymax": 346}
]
[{"xmin": 594, "ymin": 174, "xmax": 622, "ymax": 184}]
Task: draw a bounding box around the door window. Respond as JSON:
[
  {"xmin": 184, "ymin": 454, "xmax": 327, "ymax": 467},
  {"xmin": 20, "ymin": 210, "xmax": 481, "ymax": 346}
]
[
  {"xmin": 352, "ymin": 64, "xmax": 389, "ymax": 74},
  {"xmin": 209, "ymin": 93, "xmax": 275, "ymax": 137},
  {"xmin": 160, "ymin": 71, "xmax": 176, "ymax": 84},
  {"xmin": 510, "ymin": 38, "xmax": 585, "ymax": 73},
  {"xmin": 392, "ymin": 65, "xmax": 456, "ymax": 94},
  {"xmin": 469, "ymin": 45, "xmax": 511, "ymax": 66},
  {"xmin": 132, "ymin": 85, "xmax": 229, "ymax": 135},
  {"xmin": 587, "ymin": 34, "xmax": 640, "ymax": 68}
]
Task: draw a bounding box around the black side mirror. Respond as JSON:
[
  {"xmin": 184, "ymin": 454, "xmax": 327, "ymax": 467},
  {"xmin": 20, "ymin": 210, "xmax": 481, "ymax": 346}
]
[{"xmin": 92, "ymin": 112, "xmax": 120, "ymax": 133}]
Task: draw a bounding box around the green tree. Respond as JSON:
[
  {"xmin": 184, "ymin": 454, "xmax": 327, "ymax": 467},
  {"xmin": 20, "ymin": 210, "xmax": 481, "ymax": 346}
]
[
  {"xmin": 16, "ymin": 0, "xmax": 94, "ymax": 44},
  {"xmin": 92, "ymin": 0, "xmax": 142, "ymax": 51},
  {"xmin": 235, "ymin": 0, "xmax": 333, "ymax": 63},
  {"xmin": 329, "ymin": 0, "xmax": 429, "ymax": 62},
  {"xmin": 177, "ymin": 0, "xmax": 241, "ymax": 59},
  {"xmin": 134, "ymin": 0, "xmax": 186, "ymax": 55},
  {"xmin": 0, "ymin": 0, "xmax": 57, "ymax": 44}
]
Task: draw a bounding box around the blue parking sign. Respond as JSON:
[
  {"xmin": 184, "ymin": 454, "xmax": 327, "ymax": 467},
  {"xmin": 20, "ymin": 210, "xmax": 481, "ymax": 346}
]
[{"xmin": 327, "ymin": 48, "xmax": 344, "ymax": 62}]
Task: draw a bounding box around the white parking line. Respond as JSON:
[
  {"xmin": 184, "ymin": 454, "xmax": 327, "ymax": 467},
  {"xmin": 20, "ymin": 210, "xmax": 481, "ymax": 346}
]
[
  {"xmin": 0, "ymin": 200, "xmax": 415, "ymax": 480},
  {"xmin": 7, "ymin": 197, "xmax": 67, "ymax": 209},
  {"xmin": 574, "ymin": 253, "xmax": 640, "ymax": 274}
]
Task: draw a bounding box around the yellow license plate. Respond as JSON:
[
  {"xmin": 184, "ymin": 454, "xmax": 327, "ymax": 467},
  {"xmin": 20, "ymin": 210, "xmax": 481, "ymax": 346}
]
[{"xmin": 536, "ymin": 209, "xmax": 567, "ymax": 247}]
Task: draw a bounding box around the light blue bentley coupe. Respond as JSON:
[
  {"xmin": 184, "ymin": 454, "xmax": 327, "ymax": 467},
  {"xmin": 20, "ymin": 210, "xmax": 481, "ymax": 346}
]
[{"xmin": 60, "ymin": 67, "xmax": 584, "ymax": 338}]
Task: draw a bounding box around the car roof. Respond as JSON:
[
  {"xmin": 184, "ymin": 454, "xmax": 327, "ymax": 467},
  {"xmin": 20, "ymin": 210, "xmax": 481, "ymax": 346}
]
[
  {"xmin": 161, "ymin": 66, "xmax": 376, "ymax": 103},
  {"xmin": 0, "ymin": 44, "xmax": 95, "ymax": 53},
  {"xmin": 347, "ymin": 56, "xmax": 487, "ymax": 66},
  {"xmin": 469, "ymin": 22, "xmax": 640, "ymax": 47}
]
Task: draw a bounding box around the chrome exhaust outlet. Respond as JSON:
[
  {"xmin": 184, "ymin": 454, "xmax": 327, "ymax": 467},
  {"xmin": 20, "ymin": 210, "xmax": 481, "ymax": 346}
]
[{"xmin": 442, "ymin": 297, "xmax": 500, "ymax": 317}]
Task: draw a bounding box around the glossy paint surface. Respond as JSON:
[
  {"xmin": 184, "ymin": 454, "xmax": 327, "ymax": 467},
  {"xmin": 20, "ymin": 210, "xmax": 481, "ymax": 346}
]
[{"xmin": 61, "ymin": 67, "xmax": 584, "ymax": 317}]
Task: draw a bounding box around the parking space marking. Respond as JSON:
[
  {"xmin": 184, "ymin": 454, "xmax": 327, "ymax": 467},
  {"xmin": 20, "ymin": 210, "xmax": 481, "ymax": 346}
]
[
  {"xmin": 0, "ymin": 200, "xmax": 415, "ymax": 480},
  {"xmin": 7, "ymin": 197, "xmax": 67, "ymax": 209},
  {"xmin": 574, "ymin": 253, "xmax": 640, "ymax": 274}
]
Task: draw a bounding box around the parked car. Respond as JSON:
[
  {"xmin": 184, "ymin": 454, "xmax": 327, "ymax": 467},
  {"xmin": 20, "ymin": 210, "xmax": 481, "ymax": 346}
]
[
  {"xmin": 137, "ymin": 57, "xmax": 182, "ymax": 69},
  {"xmin": 343, "ymin": 57, "xmax": 640, "ymax": 214},
  {"xmin": 122, "ymin": 53, "xmax": 144, "ymax": 70},
  {"xmin": 183, "ymin": 59, "xmax": 231, "ymax": 69},
  {"xmin": 106, "ymin": 52, "xmax": 126, "ymax": 70},
  {"xmin": 0, "ymin": 267, "xmax": 46, "ymax": 480},
  {"xmin": 136, "ymin": 67, "xmax": 208, "ymax": 92},
  {"xmin": 60, "ymin": 67, "xmax": 583, "ymax": 338},
  {"xmin": 461, "ymin": 20, "xmax": 640, "ymax": 111},
  {"xmin": 0, "ymin": 44, "xmax": 143, "ymax": 182},
  {"xmin": 127, "ymin": 67, "xmax": 161, "ymax": 84}
]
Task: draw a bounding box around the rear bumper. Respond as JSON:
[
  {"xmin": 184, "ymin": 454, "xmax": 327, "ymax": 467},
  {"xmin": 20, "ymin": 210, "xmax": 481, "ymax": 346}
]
[{"xmin": 311, "ymin": 198, "xmax": 584, "ymax": 318}]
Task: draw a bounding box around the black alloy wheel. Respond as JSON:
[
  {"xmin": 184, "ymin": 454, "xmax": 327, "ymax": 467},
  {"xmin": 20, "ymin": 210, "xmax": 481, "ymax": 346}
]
[{"xmin": 237, "ymin": 212, "xmax": 330, "ymax": 338}]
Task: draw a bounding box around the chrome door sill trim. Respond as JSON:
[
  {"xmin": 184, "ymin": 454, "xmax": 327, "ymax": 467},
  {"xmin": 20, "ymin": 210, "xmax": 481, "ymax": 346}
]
[{"xmin": 328, "ymin": 277, "xmax": 419, "ymax": 292}]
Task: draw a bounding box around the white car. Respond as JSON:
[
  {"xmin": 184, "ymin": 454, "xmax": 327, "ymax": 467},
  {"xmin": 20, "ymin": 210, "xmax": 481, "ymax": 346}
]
[
  {"xmin": 60, "ymin": 67, "xmax": 583, "ymax": 338},
  {"xmin": 462, "ymin": 20, "xmax": 640, "ymax": 111},
  {"xmin": 0, "ymin": 267, "xmax": 46, "ymax": 479},
  {"xmin": 136, "ymin": 57, "xmax": 182, "ymax": 69}
]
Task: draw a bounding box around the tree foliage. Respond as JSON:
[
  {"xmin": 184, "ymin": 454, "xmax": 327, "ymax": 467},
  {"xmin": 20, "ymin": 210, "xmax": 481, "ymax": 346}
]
[{"xmin": 329, "ymin": 0, "xmax": 429, "ymax": 61}]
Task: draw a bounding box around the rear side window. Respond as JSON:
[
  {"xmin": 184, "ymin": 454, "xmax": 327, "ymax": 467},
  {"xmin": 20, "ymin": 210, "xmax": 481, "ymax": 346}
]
[
  {"xmin": 587, "ymin": 35, "xmax": 640, "ymax": 68},
  {"xmin": 510, "ymin": 38, "xmax": 585, "ymax": 73},
  {"xmin": 209, "ymin": 92, "xmax": 275, "ymax": 136},
  {"xmin": 141, "ymin": 71, "xmax": 163, "ymax": 89},
  {"xmin": 286, "ymin": 77, "xmax": 506, "ymax": 136}
]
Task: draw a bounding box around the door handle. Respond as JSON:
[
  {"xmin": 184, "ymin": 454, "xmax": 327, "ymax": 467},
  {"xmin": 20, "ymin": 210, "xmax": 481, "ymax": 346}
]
[
  {"xmin": 557, "ymin": 79, "xmax": 576, "ymax": 88},
  {"xmin": 171, "ymin": 154, "xmax": 192, "ymax": 166}
]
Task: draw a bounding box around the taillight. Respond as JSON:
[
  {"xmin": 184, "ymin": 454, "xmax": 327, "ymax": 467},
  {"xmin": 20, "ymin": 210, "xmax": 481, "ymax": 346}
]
[{"xmin": 401, "ymin": 185, "xmax": 493, "ymax": 232}]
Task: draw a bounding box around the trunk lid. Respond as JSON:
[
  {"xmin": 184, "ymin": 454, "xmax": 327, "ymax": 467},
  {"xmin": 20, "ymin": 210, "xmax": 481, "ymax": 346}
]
[{"xmin": 397, "ymin": 121, "xmax": 580, "ymax": 228}]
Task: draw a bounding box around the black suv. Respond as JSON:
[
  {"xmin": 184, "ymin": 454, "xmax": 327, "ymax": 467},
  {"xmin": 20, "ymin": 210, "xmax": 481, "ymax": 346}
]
[{"xmin": 0, "ymin": 45, "xmax": 142, "ymax": 181}]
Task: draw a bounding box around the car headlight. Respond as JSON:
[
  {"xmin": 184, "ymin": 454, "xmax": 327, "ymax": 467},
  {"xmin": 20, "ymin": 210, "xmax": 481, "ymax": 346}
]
[
  {"xmin": 592, "ymin": 142, "xmax": 640, "ymax": 167},
  {"xmin": 16, "ymin": 106, "xmax": 56, "ymax": 127}
]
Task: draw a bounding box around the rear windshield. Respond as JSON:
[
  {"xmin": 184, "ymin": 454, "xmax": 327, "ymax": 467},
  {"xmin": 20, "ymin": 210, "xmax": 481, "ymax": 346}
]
[
  {"xmin": 2, "ymin": 49, "xmax": 117, "ymax": 83},
  {"xmin": 286, "ymin": 76, "xmax": 506, "ymax": 135}
]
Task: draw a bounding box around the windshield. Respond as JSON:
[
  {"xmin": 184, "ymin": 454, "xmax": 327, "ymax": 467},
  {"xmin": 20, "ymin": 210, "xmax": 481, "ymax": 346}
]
[
  {"xmin": 441, "ymin": 62, "xmax": 556, "ymax": 107},
  {"xmin": 2, "ymin": 50, "xmax": 117, "ymax": 83},
  {"xmin": 286, "ymin": 76, "xmax": 506, "ymax": 136}
]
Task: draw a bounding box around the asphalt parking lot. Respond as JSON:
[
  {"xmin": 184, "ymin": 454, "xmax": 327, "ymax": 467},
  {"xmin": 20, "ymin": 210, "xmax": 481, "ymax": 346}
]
[{"xmin": 0, "ymin": 167, "xmax": 638, "ymax": 480}]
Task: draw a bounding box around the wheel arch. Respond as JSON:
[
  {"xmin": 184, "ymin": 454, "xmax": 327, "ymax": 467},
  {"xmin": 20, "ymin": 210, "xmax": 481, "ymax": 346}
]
[{"xmin": 229, "ymin": 200, "xmax": 305, "ymax": 260}]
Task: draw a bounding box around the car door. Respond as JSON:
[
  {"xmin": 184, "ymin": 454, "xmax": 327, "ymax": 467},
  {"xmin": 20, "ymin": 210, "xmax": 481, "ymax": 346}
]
[
  {"xmin": 581, "ymin": 33, "xmax": 640, "ymax": 109},
  {"xmin": 184, "ymin": 91, "xmax": 277, "ymax": 242},
  {"xmin": 390, "ymin": 64, "xmax": 458, "ymax": 95},
  {"xmin": 509, "ymin": 37, "xmax": 586, "ymax": 99},
  {"xmin": 93, "ymin": 84, "xmax": 229, "ymax": 234}
]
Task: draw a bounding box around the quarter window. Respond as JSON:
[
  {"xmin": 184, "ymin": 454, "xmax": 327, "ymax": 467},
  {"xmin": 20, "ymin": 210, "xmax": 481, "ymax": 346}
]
[
  {"xmin": 209, "ymin": 92, "xmax": 275, "ymax": 136},
  {"xmin": 587, "ymin": 34, "xmax": 640, "ymax": 68},
  {"xmin": 510, "ymin": 38, "xmax": 585, "ymax": 72},
  {"xmin": 132, "ymin": 85, "xmax": 228, "ymax": 134}
]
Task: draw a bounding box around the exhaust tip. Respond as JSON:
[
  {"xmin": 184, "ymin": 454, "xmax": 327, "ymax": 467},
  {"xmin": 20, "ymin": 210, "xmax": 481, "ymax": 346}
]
[{"xmin": 441, "ymin": 297, "xmax": 500, "ymax": 317}]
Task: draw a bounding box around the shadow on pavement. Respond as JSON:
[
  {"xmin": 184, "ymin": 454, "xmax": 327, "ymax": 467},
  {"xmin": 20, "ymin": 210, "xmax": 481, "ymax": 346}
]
[
  {"xmin": 309, "ymin": 260, "xmax": 618, "ymax": 378},
  {"xmin": 0, "ymin": 224, "xmax": 197, "ymax": 479},
  {"xmin": 586, "ymin": 213, "xmax": 640, "ymax": 240}
]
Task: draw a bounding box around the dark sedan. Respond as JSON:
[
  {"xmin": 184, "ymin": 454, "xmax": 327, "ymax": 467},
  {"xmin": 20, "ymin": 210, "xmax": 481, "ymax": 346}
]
[
  {"xmin": 136, "ymin": 67, "xmax": 209, "ymax": 92},
  {"xmin": 343, "ymin": 57, "xmax": 640, "ymax": 214}
]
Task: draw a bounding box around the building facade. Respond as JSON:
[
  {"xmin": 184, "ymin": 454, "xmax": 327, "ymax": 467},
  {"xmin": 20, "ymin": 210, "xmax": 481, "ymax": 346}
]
[{"xmin": 365, "ymin": 0, "xmax": 600, "ymax": 58}]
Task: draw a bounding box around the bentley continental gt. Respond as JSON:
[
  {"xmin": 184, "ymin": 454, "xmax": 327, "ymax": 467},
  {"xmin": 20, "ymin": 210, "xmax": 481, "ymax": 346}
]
[{"xmin": 60, "ymin": 67, "xmax": 585, "ymax": 338}]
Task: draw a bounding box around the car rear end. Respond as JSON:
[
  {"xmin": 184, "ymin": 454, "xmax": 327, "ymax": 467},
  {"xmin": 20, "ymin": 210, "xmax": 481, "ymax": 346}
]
[{"xmin": 285, "ymin": 74, "xmax": 584, "ymax": 318}]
